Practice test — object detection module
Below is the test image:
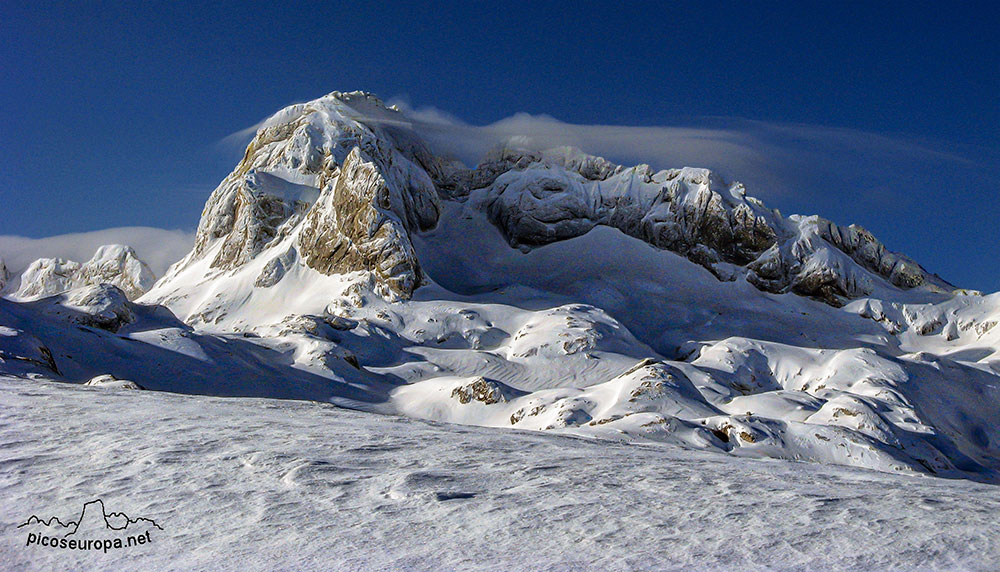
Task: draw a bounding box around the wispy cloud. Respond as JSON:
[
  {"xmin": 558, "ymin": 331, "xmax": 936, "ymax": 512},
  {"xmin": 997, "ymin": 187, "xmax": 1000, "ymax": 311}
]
[
  {"xmin": 215, "ymin": 100, "xmax": 309, "ymax": 154},
  {"xmin": 217, "ymin": 95, "xmax": 996, "ymax": 216},
  {"xmin": 379, "ymin": 100, "xmax": 992, "ymax": 205}
]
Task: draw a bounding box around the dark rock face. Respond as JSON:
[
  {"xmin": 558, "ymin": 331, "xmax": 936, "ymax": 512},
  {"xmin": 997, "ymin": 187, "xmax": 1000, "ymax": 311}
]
[
  {"xmin": 483, "ymin": 163, "xmax": 779, "ymax": 278},
  {"xmin": 476, "ymin": 150, "xmax": 945, "ymax": 304},
  {"xmin": 817, "ymin": 221, "xmax": 929, "ymax": 289},
  {"xmin": 298, "ymin": 148, "xmax": 425, "ymax": 299}
]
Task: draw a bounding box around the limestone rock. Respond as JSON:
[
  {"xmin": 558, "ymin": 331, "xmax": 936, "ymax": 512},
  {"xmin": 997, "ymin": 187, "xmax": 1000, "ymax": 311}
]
[
  {"xmin": 174, "ymin": 91, "xmax": 442, "ymax": 301},
  {"xmin": 298, "ymin": 148, "xmax": 425, "ymax": 300}
]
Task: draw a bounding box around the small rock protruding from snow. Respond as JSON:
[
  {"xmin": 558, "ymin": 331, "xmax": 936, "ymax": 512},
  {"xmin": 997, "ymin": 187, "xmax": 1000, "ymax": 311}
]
[
  {"xmin": 85, "ymin": 374, "xmax": 144, "ymax": 390},
  {"xmin": 450, "ymin": 377, "xmax": 515, "ymax": 405}
]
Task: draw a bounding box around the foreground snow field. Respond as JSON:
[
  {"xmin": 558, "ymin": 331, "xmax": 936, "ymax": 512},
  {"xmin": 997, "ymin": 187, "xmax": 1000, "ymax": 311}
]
[{"xmin": 2, "ymin": 376, "xmax": 998, "ymax": 571}]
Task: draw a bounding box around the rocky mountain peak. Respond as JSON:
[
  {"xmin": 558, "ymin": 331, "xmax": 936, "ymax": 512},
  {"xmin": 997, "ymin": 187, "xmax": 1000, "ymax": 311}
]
[
  {"xmin": 179, "ymin": 91, "xmax": 441, "ymax": 301},
  {"xmin": 12, "ymin": 244, "xmax": 155, "ymax": 301}
]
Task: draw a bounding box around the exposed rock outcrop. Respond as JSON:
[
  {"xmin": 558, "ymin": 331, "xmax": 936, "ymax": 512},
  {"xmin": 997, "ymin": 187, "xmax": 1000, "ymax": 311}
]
[
  {"xmin": 470, "ymin": 146, "xmax": 945, "ymax": 304},
  {"xmin": 298, "ymin": 148, "xmax": 425, "ymax": 299},
  {"xmin": 450, "ymin": 377, "xmax": 517, "ymax": 405}
]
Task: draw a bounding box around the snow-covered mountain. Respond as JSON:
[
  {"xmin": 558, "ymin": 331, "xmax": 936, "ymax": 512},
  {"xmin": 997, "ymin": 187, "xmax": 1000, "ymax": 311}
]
[
  {"xmin": 9, "ymin": 244, "xmax": 156, "ymax": 300},
  {"xmin": 2, "ymin": 91, "xmax": 998, "ymax": 482}
]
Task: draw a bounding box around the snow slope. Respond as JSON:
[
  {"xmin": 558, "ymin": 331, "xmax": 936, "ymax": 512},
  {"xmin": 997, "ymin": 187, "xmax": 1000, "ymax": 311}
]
[{"xmin": 2, "ymin": 376, "xmax": 999, "ymax": 571}]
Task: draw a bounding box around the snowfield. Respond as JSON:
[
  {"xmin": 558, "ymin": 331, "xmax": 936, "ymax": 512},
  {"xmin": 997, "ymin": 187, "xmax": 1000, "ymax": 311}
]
[{"xmin": 2, "ymin": 376, "xmax": 999, "ymax": 571}]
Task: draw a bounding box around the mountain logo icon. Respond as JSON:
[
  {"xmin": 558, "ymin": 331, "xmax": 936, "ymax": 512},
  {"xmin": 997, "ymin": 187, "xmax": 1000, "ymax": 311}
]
[{"xmin": 19, "ymin": 499, "xmax": 162, "ymax": 552}]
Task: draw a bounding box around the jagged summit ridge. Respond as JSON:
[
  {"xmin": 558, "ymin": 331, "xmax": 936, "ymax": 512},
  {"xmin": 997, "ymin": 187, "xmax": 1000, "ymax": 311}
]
[{"xmin": 153, "ymin": 90, "xmax": 947, "ymax": 313}]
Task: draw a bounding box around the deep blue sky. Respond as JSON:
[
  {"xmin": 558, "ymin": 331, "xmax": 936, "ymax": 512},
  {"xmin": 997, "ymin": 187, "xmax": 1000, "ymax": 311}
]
[{"xmin": 2, "ymin": 1, "xmax": 998, "ymax": 291}]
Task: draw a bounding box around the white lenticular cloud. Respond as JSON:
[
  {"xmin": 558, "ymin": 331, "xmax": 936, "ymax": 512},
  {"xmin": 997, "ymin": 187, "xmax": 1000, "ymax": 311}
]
[
  {"xmin": 380, "ymin": 99, "xmax": 989, "ymax": 204},
  {"xmin": 220, "ymin": 95, "xmax": 989, "ymax": 207}
]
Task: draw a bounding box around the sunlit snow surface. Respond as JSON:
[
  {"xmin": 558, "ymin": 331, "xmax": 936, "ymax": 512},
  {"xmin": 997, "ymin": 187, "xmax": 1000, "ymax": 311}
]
[{"xmin": 1, "ymin": 376, "xmax": 998, "ymax": 571}]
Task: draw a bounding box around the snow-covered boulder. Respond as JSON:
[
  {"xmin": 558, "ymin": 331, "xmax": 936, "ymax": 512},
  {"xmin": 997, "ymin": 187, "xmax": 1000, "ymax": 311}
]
[
  {"xmin": 84, "ymin": 374, "xmax": 144, "ymax": 389},
  {"xmin": 34, "ymin": 284, "xmax": 137, "ymax": 333}
]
